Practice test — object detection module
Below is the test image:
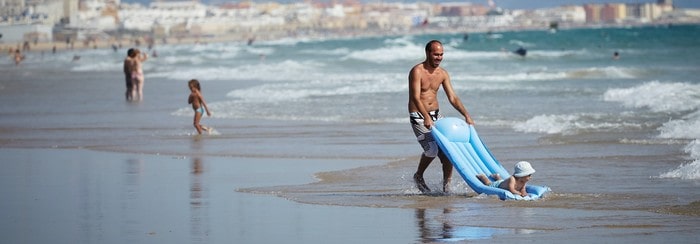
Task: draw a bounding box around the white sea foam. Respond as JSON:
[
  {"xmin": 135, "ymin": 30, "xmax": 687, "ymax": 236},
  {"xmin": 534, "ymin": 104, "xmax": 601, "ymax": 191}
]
[
  {"xmin": 257, "ymin": 37, "xmax": 307, "ymax": 46},
  {"xmin": 658, "ymin": 115, "xmax": 700, "ymax": 180},
  {"xmin": 344, "ymin": 44, "xmax": 422, "ymax": 63},
  {"xmin": 659, "ymin": 159, "xmax": 700, "ymax": 180},
  {"xmin": 513, "ymin": 114, "xmax": 580, "ymax": 135},
  {"xmin": 72, "ymin": 61, "xmax": 121, "ymax": 72},
  {"xmin": 513, "ymin": 113, "xmax": 643, "ymax": 135},
  {"xmin": 509, "ymin": 39, "xmax": 535, "ymax": 48},
  {"xmin": 446, "ymin": 50, "xmax": 508, "ymax": 60},
  {"xmin": 567, "ymin": 66, "xmax": 637, "ymax": 79},
  {"xmin": 343, "ymin": 35, "xmax": 436, "ymax": 63},
  {"xmin": 529, "ymin": 49, "xmax": 591, "ymax": 59},
  {"xmin": 244, "ymin": 46, "xmax": 275, "ymax": 56},
  {"xmin": 453, "ymin": 66, "xmax": 638, "ymax": 83},
  {"xmin": 657, "ymin": 112, "xmax": 700, "ymax": 140},
  {"xmin": 225, "ymin": 73, "xmax": 404, "ymax": 102},
  {"xmin": 603, "ymin": 81, "xmax": 700, "ymax": 113},
  {"xmin": 150, "ymin": 59, "xmax": 326, "ymax": 81},
  {"xmin": 457, "ymin": 70, "xmax": 568, "ymax": 82},
  {"xmin": 300, "ymin": 47, "xmax": 350, "ymax": 55},
  {"xmin": 606, "ymin": 82, "xmax": 700, "ymax": 179}
]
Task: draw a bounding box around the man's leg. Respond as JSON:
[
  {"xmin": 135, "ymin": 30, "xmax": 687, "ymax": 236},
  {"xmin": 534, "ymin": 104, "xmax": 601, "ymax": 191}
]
[
  {"xmin": 414, "ymin": 154, "xmax": 434, "ymax": 193},
  {"xmin": 438, "ymin": 151, "xmax": 453, "ymax": 193}
]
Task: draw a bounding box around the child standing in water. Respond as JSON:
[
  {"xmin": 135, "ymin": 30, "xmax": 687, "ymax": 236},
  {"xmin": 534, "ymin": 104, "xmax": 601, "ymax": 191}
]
[
  {"xmin": 188, "ymin": 79, "xmax": 211, "ymax": 135},
  {"xmin": 476, "ymin": 161, "xmax": 536, "ymax": 197}
]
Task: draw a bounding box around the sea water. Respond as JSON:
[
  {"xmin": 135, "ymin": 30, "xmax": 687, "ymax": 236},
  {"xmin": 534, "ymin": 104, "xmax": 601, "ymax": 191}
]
[
  {"xmin": 140, "ymin": 25, "xmax": 700, "ymax": 181},
  {"xmin": 6, "ymin": 24, "xmax": 700, "ymax": 190},
  {"xmin": 2, "ymin": 24, "xmax": 699, "ymax": 241}
]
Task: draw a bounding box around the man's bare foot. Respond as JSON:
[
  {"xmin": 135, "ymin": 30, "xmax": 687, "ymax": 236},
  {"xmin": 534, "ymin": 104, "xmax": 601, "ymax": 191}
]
[{"xmin": 414, "ymin": 173, "xmax": 431, "ymax": 193}]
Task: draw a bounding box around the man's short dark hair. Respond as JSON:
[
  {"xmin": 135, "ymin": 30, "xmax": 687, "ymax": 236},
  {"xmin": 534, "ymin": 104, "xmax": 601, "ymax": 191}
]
[{"xmin": 425, "ymin": 40, "xmax": 442, "ymax": 53}]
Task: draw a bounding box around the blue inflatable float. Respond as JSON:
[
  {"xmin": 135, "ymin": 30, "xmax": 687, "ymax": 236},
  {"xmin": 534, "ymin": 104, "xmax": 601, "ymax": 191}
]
[{"xmin": 432, "ymin": 117, "xmax": 550, "ymax": 200}]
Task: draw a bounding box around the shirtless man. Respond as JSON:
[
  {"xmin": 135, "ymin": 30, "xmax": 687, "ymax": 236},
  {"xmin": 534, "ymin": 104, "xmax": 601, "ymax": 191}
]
[
  {"xmin": 123, "ymin": 48, "xmax": 135, "ymax": 100},
  {"xmin": 409, "ymin": 40, "xmax": 474, "ymax": 193}
]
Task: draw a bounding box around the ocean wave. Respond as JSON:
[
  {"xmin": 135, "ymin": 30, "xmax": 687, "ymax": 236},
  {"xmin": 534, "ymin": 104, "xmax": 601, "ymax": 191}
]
[
  {"xmin": 453, "ymin": 66, "xmax": 640, "ymax": 82},
  {"xmin": 300, "ymin": 47, "xmax": 351, "ymax": 55},
  {"xmin": 605, "ymin": 81, "xmax": 700, "ymax": 180},
  {"xmin": 225, "ymin": 73, "xmax": 404, "ymax": 102},
  {"xmin": 344, "ymin": 44, "xmax": 422, "ymax": 63},
  {"xmin": 457, "ymin": 70, "xmax": 568, "ymax": 82},
  {"xmin": 657, "ymin": 112, "xmax": 700, "ymax": 180},
  {"xmin": 159, "ymin": 55, "xmax": 207, "ymax": 65},
  {"xmin": 71, "ymin": 61, "xmax": 121, "ymax": 72},
  {"xmin": 658, "ymin": 112, "xmax": 700, "ymax": 140},
  {"xmin": 149, "ymin": 59, "xmax": 326, "ymax": 81},
  {"xmin": 566, "ymin": 66, "xmax": 637, "ymax": 79},
  {"xmin": 513, "ymin": 114, "xmax": 580, "ymax": 134},
  {"xmin": 512, "ymin": 113, "xmax": 642, "ymax": 135},
  {"xmin": 447, "ymin": 50, "xmax": 509, "ymax": 60},
  {"xmin": 243, "ymin": 46, "xmax": 276, "ymax": 56},
  {"xmin": 659, "ymin": 158, "xmax": 700, "ymax": 180},
  {"xmin": 509, "ymin": 39, "xmax": 536, "ymax": 48},
  {"xmin": 603, "ymin": 81, "xmax": 700, "ymax": 113},
  {"xmin": 528, "ymin": 49, "xmax": 591, "ymax": 59}
]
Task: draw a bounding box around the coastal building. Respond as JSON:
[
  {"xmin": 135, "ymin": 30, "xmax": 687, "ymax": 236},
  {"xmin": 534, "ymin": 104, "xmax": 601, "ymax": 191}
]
[
  {"xmin": 601, "ymin": 4, "xmax": 626, "ymax": 23},
  {"xmin": 0, "ymin": 0, "xmax": 79, "ymax": 43},
  {"xmin": 1, "ymin": 0, "xmax": 25, "ymax": 19},
  {"xmin": 513, "ymin": 6, "xmax": 586, "ymax": 28},
  {"xmin": 585, "ymin": 1, "xmax": 674, "ymax": 24},
  {"xmin": 0, "ymin": 23, "xmax": 53, "ymax": 43}
]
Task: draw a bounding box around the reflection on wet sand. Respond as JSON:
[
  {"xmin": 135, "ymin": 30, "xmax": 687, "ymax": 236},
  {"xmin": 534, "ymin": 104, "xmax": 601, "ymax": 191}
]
[
  {"xmin": 190, "ymin": 157, "xmax": 209, "ymax": 243},
  {"xmin": 416, "ymin": 208, "xmax": 456, "ymax": 242},
  {"xmin": 415, "ymin": 208, "xmax": 521, "ymax": 242},
  {"xmin": 122, "ymin": 158, "xmax": 142, "ymax": 243}
]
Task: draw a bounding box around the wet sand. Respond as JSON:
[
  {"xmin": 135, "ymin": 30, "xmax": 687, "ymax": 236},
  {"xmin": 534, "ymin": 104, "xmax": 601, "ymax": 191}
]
[{"xmin": 0, "ymin": 148, "xmax": 421, "ymax": 243}]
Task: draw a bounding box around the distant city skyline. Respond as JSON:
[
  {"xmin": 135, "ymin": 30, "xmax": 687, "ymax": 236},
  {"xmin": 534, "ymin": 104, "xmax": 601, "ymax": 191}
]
[{"xmin": 120, "ymin": 0, "xmax": 700, "ymax": 10}]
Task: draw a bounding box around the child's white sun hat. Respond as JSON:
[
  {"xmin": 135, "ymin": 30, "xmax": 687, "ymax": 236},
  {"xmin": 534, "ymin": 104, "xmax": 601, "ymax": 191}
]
[{"xmin": 513, "ymin": 161, "xmax": 536, "ymax": 177}]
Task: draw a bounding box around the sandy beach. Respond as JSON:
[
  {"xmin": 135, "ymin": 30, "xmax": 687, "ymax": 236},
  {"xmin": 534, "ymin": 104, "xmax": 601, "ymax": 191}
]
[
  {"xmin": 0, "ymin": 69, "xmax": 420, "ymax": 243},
  {"xmin": 2, "ymin": 26, "xmax": 700, "ymax": 243}
]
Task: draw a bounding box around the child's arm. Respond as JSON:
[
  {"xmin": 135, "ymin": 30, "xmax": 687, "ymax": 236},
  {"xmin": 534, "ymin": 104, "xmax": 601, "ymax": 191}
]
[
  {"xmin": 506, "ymin": 177, "xmax": 527, "ymax": 197},
  {"xmin": 519, "ymin": 184, "xmax": 528, "ymax": 197},
  {"xmin": 197, "ymin": 90, "xmax": 211, "ymax": 116}
]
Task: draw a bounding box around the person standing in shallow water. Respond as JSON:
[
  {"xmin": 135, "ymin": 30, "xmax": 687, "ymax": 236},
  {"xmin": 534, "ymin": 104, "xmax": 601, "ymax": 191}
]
[
  {"xmin": 123, "ymin": 48, "xmax": 135, "ymax": 100},
  {"xmin": 188, "ymin": 79, "xmax": 211, "ymax": 135},
  {"xmin": 129, "ymin": 49, "xmax": 148, "ymax": 100},
  {"xmin": 408, "ymin": 40, "xmax": 474, "ymax": 193}
]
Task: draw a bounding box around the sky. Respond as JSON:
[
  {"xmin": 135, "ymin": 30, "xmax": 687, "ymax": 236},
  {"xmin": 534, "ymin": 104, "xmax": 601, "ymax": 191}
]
[{"xmin": 122, "ymin": 0, "xmax": 700, "ymax": 9}]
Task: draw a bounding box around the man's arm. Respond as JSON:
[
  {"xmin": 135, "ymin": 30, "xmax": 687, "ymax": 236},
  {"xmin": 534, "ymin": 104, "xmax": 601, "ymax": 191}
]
[
  {"xmin": 441, "ymin": 72, "xmax": 474, "ymax": 125},
  {"xmin": 408, "ymin": 66, "xmax": 434, "ymax": 128}
]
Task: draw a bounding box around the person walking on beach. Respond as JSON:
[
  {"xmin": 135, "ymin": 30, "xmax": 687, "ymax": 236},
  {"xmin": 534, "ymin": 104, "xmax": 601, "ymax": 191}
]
[
  {"xmin": 188, "ymin": 79, "xmax": 211, "ymax": 135},
  {"xmin": 409, "ymin": 40, "xmax": 474, "ymax": 193},
  {"xmin": 13, "ymin": 49, "xmax": 24, "ymax": 66},
  {"xmin": 129, "ymin": 49, "xmax": 148, "ymax": 100},
  {"xmin": 123, "ymin": 48, "xmax": 135, "ymax": 100}
]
